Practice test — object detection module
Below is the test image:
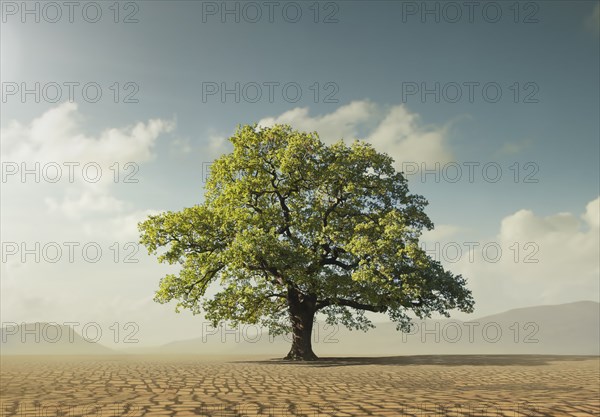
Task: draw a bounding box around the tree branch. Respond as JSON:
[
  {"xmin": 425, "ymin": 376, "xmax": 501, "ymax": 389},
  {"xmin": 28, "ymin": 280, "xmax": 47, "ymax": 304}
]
[
  {"xmin": 321, "ymin": 258, "xmax": 358, "ymax": 271},
  {"xmin": 316, "ymin": 297, "xmax": 388, "ymax": 313}
]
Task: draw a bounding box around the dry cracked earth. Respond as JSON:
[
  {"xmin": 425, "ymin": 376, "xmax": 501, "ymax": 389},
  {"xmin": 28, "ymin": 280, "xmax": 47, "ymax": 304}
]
[{"xmin": 1, "ymin": 355, "xmax": 598, "ymax": 417}]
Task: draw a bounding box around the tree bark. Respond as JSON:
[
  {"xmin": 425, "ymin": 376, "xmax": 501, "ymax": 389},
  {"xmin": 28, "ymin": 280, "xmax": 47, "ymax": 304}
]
[{"xmin": 284, "ymin": 288, "xmax": 318, "ymax": 361}]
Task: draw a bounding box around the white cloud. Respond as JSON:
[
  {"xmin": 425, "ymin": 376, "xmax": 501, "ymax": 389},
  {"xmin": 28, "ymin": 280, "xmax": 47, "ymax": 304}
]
[
  {"xmin": 258, "ymin": 101, "xmax": 378, "ymax": 142},
  {"xmin": 258, "ymin": 100, "xmax": 454, "ymax": 168},
  {"xmin": 1, "ymin": 102, "xmax": 174, "ymax": 223},
  {"xmin": 582, "ymin": 197, "xmax": 600, "ymax": 229},
  {"xmin": 1, "ymin": 102, "xmax": 174, "ymax": 169},
  {"xmin": 369, "ymin": 106, "xmax": 452, "ymax": 166},
  {"xmin": 450, "ymin": 197, "xmax": 600, "ymax": 316}
]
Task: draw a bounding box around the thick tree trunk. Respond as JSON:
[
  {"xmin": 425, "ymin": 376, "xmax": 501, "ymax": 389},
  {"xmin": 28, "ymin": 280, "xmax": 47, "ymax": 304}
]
[{"xmin": 284, "ymin": 288, "xmax": 318, "ymax": 361}]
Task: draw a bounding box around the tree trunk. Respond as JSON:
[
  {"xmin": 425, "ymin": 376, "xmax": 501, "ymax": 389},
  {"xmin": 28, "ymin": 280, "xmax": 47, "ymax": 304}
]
[{"xmin": 284, "ymin": 288, "xmax": 318, "ymax": 361}]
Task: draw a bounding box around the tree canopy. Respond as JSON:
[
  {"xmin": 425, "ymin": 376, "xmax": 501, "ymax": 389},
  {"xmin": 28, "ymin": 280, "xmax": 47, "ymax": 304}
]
[{"xmin": 139, "ymin": 124, "xmax": 474, "ymax": 359}]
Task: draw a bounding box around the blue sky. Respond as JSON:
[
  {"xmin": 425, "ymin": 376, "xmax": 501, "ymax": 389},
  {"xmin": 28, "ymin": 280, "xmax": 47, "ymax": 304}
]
[{"xmin": 1, "ymin": 1, "xmax": 598, "ymax": 346}]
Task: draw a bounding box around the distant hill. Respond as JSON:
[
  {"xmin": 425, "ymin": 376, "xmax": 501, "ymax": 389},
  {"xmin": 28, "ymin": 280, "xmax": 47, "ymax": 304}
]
[
  {"xmin": 1, "ymin": 322, "xmax": 114, "ymax": 355},
  {"xmin": 3, "ymin": 301, "xmax": 598, "ymax": 356},
  {"xmin": 152, "ymin": 301, "xmax": 600, "ymax": 356}
]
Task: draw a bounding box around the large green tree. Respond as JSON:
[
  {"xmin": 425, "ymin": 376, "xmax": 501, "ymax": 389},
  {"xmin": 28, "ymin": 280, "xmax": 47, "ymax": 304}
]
[{"xmin": 139, "ymin": 124, "xmax": 474, "ymax": 360}]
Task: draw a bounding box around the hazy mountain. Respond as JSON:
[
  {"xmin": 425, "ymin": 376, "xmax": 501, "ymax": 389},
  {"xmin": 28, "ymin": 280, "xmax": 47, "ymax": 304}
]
[
  {"xmin": 150, "ymin": 301, "xmax": 600, "ymax": 356},
  {"xmin": 0, "ymin": 322, "xmax": 114, "ymax": 355},
  {"xmin": 3, "ymin": 301, "xmax": 597, "ymax": 356}
]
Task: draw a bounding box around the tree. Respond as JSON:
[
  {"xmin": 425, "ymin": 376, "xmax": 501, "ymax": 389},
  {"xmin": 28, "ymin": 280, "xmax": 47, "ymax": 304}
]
[{"xmin": 139, "ymin": 124, "xmax": 474, "ymax": 360}]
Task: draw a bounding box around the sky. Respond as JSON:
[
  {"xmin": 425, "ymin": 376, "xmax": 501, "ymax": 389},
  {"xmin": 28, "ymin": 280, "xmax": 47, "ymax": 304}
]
[{"xmin": 1, "ymin": 0, "xmax": 599, "ymax": 348}]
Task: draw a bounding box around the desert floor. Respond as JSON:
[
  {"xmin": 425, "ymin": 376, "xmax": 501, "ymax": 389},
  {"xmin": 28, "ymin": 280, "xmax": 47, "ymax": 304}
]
[{"xmin": 1, "ymin": 354, "xmax": 598, "ymax": 416}]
